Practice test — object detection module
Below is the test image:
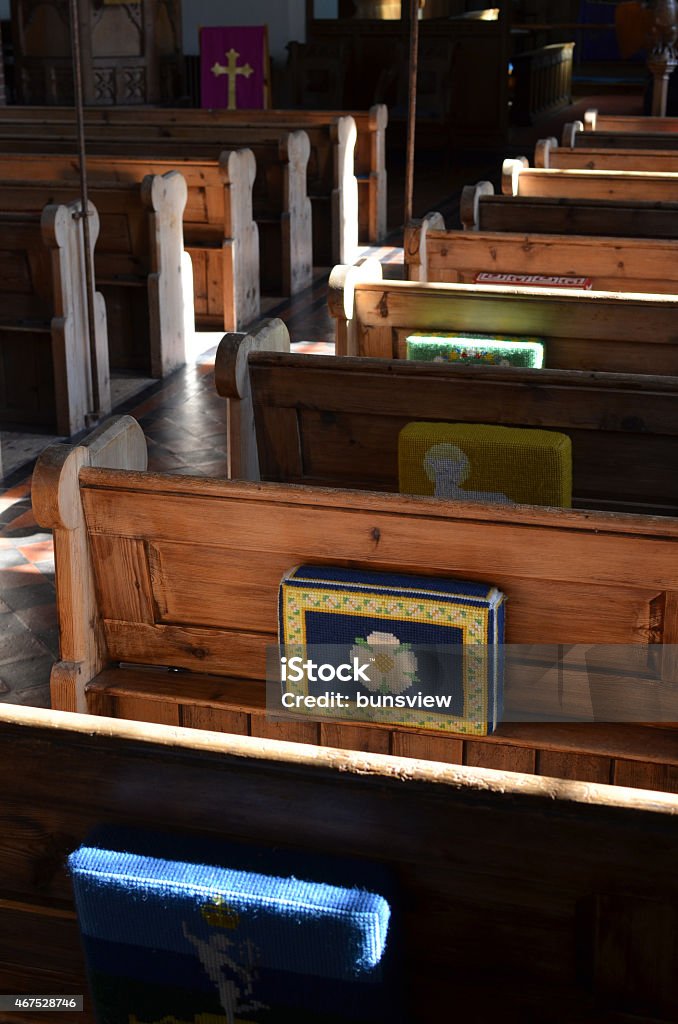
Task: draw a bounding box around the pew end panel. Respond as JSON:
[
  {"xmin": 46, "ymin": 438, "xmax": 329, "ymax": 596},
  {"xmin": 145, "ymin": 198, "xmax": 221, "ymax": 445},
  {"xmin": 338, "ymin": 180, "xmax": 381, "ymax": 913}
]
[
  {"xmin": 279, "ymin": 129, "xmax": 313, "ymax": 294},
  {"xmin": 218, "ymin": 147, "xmax": 260, "ymax": 332},
  {"xmin": 328, "ymin": 256, "xmax": 384, "ymax": 355},
  {"xmin": 32, "ymin": 415, "xmax": 148, "ymax": 713},
  {"xmin": 534, "ymin": 136, "xmax": 560, "ymax": 168},
  {"xmin": 333, "ymin": 114, "xmax": 359, "ymax": 265},
  {"xmin": 403, "ymin": 211, "xmax": 445, "ymax": 282},
  {"xmin": 360, "ymin": 104, "xmax": 388, "ymax": 242},
  {"xmin": 214, "ymin": 317, "xmax": 291, "ymax": 481},
  {"xmin": 141, "ymin": 170, "xmax": 189, "ymax": 378},
  {"xmin": 460, "ymin": 180, "xmax": 495, "ymax": 230},
  {"xmin": 560, "ymin": 120, "xmax": 585, "ymax": 150},
  {"xmin": 42, "ymin": 200, "xmax": 111, "ymax": 436},
  {"xmin": 584, "ymin": 108, "xmax": 597, "ymax": 130}
]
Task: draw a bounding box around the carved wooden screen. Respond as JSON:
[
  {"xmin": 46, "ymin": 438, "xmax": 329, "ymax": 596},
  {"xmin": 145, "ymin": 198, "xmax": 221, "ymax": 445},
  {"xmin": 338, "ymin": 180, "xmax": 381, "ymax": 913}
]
[{"xmin": 11, "ymin": 0, "xmax": 184, "ymax": 105}]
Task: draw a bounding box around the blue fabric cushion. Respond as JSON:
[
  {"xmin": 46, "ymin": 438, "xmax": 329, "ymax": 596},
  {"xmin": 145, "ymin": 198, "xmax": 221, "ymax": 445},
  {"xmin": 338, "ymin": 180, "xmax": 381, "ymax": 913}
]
[{"xmin": 69, "ymin": 828, "xmax": 396, "ymax": 1024}]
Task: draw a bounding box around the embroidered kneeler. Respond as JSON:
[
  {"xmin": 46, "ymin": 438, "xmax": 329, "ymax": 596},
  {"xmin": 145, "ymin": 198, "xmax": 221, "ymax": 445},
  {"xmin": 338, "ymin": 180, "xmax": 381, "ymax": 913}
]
[
  {"xmin": 69, "ymin": 828, "xmax": 394, "ymax": 1024},
  {"xmin": 406, "ymin": 332, "xmax": 545, "ymax": 368},
  {"xmin": 398, "ymin": 422, "xmax": 572, "ymax": 509}
]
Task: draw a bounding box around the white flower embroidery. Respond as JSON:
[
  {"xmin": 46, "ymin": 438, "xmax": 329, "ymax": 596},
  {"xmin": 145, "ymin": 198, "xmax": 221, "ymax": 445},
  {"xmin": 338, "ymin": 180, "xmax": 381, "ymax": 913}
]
[{"xmin": 351, "ymin": 630, "xmax": 418, "ymax": 695}]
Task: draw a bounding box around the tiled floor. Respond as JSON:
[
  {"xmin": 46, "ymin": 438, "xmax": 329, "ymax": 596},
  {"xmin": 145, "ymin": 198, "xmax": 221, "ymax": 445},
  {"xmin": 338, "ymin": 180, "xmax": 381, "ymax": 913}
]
[{"xmin": 0, "ymin": 94, "xmax": 630, "ymax": 710}]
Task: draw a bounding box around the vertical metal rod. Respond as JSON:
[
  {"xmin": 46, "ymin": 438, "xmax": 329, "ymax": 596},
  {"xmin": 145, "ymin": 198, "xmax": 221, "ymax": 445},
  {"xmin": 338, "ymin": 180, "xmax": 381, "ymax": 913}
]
[
  {"xmin": 68, "ymin": 0, "xmax": 100, "ymax": 422},
  {"xmin": 403, "ymin": 0, "xmax": 420, "ymax": 227}
]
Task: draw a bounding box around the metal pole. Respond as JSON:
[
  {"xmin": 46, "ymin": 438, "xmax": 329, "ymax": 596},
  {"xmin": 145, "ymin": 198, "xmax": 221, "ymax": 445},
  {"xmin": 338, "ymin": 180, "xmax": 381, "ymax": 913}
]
[
  {"xmin": 403, "ymin": 0, "xmax": 420, "ymax": 227},
  {"xmin": 68, "ymin": 0, "xmax": 101, "ymax": 423}
]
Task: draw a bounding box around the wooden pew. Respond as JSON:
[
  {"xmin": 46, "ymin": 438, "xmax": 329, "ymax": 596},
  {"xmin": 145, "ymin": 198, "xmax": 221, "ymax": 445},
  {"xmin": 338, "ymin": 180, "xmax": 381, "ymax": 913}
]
[
  {"xmin": 7, "ymin": 703, "xmax": 678, "ymax": 1023},
  {"xmin": 584, "ymin": 108, "xmax": 678, "ymax": 133},
  {"xmin": 327, "ymin": 258, "xmax": 678, "ymax": 374},
  {"xmin": 0, "ymin": 200, "xmax": 110, "ymax": 435},
  {"xmin": 0, "ymin": 131, "xmax": 311, "ymax": 300},
  {"xmin": 502, "ymin": 158, "xmax": 678, "ymax": 205},
  {"xmin": 32, "ymin": 414, "xmax": 678, "ymax": 797},
  {"xmin": 220, "ymin": 323, "xmax": 678, "ymax": 515},
  {"xmin": 535, "ymin": 133, "xmax": 678, "ymax": 173},
  {"xmin": 11, "ymin": 118, "xmax": 355, "ymax": 268},
  {"xmin": 0, "ymin": 173, "xmax": 187, "ymax": 378},
  {"xmin": 459, "ymin": 180, "xmax": 678, "ymax": 238},
  {"xmin": 563, "ymin": 119, "xmax": 678, "ymax": 152},
  {"xmin": 404, "ymin": 209, "xmax": 678, "ymax": 294},
  {"xmin": 0, "ymin": 104, "xmax": 387, "ymax": 245},
  {"xmin": 0, "ymin": 150, "xmax": 258, "ymax": 332}
]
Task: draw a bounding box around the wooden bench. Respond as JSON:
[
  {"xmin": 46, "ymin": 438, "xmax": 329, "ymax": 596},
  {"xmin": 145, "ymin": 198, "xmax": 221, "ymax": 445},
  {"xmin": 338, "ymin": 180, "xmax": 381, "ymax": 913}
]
[
  {"xmin": 0, "ymin": 173, "xmax": 187, "ymax": 378},
  {"xmin": 32, "ymin": 414, "xmax": 678, "ymax": 798},
  {"xmin": 502, "ymin": 158, "xmax": 678, "ymax": 204},
  {"xmin": 0, "ymin": 103, "xmax": 386, "ymax": 245},
  {"xmin": 584, "ymin": 108, "xmax": 678, "ymax": 133},
  {"xmin": 0, "ymin": 151, "xmax": 258, "ymax": 333},
  {"xmin": 404, "ymin": 209, "xmax": 678, "ymax": 294},
  {"xmin": 564, "ymin": 119, "xmax": 678, "ymax": 152},
  {"xmin": 327, "ymin": 258, "xmax": 678, "ymax": 374},
  {"xmin": 219, "ymin": 320, "xmax": 678, "ymax": 516},
  {"xmin": 459, "ymin": 179, "xmax": 678, "ymax": 238},
  {"xmin": 0, "ymin": 131, "xmax": 311, "ymax": 299},
  {"xmin": 535, "ymin": 132, "xmax": 678, "ymax": 173},
  {"xmin": 16, "ymin": 118, "xmax": 355, "ymax": 268},
  {"xmin": 7, "ymin": 703, "xmax": 678, "ymax": 1023},
  {"xmin": 0, "ymin": 200, "xmax": 109, "ymax": 435}
]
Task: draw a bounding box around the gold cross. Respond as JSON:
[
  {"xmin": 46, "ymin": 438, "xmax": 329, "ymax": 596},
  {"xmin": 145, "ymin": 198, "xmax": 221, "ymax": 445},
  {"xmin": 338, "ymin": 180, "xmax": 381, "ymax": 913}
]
[{"xmin": 211, "ymin": 48, "xmax": 254, "ymax": 110}]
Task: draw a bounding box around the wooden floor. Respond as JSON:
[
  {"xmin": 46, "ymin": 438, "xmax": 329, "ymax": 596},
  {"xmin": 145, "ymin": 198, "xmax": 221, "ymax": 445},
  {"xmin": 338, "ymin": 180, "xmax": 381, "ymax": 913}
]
[{"xmin": 0, "ymin": 92, "xmax": 640, "ymax": 711}]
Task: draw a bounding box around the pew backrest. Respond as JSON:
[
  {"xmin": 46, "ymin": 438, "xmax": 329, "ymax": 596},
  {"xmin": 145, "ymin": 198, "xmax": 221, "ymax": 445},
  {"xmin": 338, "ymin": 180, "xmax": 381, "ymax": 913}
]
[
  {"xmin": 32, "ymin": 413, "xmax": 678, "ymax": 795},
  {"xmin": 216, "ymin": 327, "xmax": 678, "ymax": 520},
  {"xmin": 327, "ymin": 258, "xmax": 678, "ymax": 375},
  {"xmin": 6, "ymin": 701, "xmax": 678, "ymax": 1022},
  {"xmin": 536, "ymin": 132, "xmax": 678, "ymax": 172},
  {"xmin": 405, "ymin": 209, "xmax": 678, "ymax": 294},
  {"xmin": 460, "ymin": 180, "xmax": 678, "ymax": 238},
  {"xmin": 584, "ymin": 108, "xmax": 678, "ymax": 133},
  {"xmin": 564, "ymin": 119, "xmax": 678, "ymax": 152},
  {"xmin": 502, "ymin": 157, "xmax": 678, "ymax": 204}
]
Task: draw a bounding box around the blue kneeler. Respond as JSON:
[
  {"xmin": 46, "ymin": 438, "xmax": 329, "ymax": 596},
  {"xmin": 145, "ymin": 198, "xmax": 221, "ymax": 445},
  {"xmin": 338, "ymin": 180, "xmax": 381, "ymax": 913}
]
[{"xmin": 68, "ymin": 828, "xmax": 396, "ymax": 1024}]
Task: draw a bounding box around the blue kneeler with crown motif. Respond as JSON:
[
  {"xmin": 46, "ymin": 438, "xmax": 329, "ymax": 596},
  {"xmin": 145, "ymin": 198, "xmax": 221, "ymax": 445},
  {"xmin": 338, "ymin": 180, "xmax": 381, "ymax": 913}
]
[{"xmin": 68, "ymin": 828, "xmax": 396, "ymax": 1024}]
